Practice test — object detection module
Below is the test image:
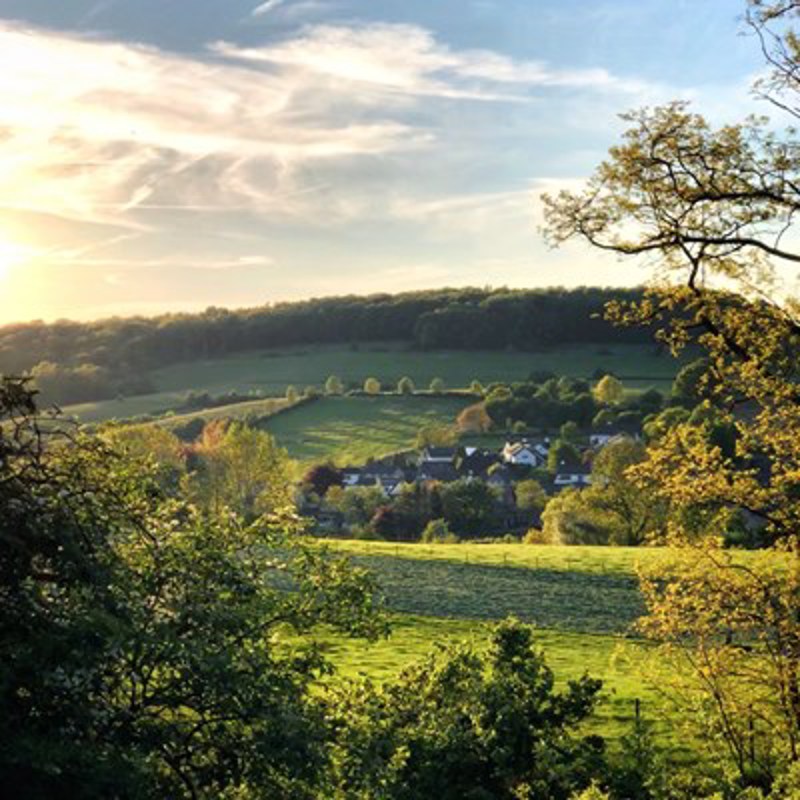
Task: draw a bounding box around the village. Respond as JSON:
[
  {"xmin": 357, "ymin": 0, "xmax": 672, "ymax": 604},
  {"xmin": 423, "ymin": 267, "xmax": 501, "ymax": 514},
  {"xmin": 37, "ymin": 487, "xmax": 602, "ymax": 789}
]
[{"xmin": 298, "ymin": 426, "xmax": 640, "ymax": 538}]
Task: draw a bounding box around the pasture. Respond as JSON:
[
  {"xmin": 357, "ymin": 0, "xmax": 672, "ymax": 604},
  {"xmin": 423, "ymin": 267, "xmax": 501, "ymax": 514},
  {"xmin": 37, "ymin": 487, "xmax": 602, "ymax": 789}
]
[
  {"xmin": 326, "ymin": 539, "xmax": 670, "ymax": 576},
  {"xmin": 321, "ymin": 614, "xmax": 666, "ymax": 745},
  {"xmin": 314, "ymin": 540, "xmax": 762, "ymax": 751},
  {"xmin": 61, "ymin": 341, "xmax": 682, "ymax": 423},
  {"xmin": 150, "ymin": 342, "xmax": 681, "ymax": 395},
  {"xmin": 262, "ymin": 394, "xmax": 471, "ymax": 463}
]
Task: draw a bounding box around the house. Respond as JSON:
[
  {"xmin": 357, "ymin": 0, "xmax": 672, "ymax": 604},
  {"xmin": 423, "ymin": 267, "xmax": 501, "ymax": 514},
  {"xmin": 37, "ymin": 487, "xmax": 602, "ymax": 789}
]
[
  {"xmin": 553, "ymin": 458, "xmax": 592, "ymax": 488},
  {"xmin": 589, "ymin": 430, "xmax": 622, "ymax": 448},
  {"xmin": 417, "ymin": 461, "xmax": 459, "ymax": 483},
  {"xmin": 457, "ymin": 447, "xmax": 501, "ymax": 478},
  {"xmin": 590, "ymin": 426, "xmax": 641, "ymax": 449},
  {"xmin": 420, "ymin": 446, "xmax": 457, "ymax": 464},
  {"xmin": 502, "ymin": 439, "xmax": 546, "ymax": 467},
  {"xmin": 341, "ymin": 467, "xmax": 362, "ymax": 486}
]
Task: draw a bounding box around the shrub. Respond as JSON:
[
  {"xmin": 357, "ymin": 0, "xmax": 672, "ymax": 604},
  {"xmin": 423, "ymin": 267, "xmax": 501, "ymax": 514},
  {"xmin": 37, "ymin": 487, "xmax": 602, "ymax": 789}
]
[
  {"xmin": 397, "ymin": 376, "xmax": 415, "ymax": 395},
  {"xmin": 421, "ymin": 518, "xmax": 458, "ymax": 543}
]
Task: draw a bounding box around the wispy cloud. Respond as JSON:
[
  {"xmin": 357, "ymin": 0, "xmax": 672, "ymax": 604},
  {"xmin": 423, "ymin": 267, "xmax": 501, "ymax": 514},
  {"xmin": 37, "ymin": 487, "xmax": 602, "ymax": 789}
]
[
  {"xmin": 214, "ymin": 22, "xmax": 654, "ymax": 98},
  {"xmin": 250, "ymin": 0, "xmax": 288, "ymax": 17},
  {"xmin": 0, "ymin": 21, "xmax": 430, "ymax": 231}
]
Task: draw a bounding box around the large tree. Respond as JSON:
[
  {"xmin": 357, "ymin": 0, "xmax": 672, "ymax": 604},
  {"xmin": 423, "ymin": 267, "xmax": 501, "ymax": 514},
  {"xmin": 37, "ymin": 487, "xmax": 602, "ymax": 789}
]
[
  {"xmin": 542, "ymin": 0, "xmax": 800, "ymax": 787},
  {"xmin": 0, "ymin": 379, "xmax": 384, "ymax": 799}
]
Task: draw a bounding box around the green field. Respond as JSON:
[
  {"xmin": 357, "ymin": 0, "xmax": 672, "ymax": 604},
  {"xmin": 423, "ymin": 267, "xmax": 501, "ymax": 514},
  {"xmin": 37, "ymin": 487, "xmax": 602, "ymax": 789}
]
[
  {"xmin": 321, "ymin": 615, "xmax": 665, "ymax": 745},
  {"xmin": 327, "ymin": 540, "xmax": 671, "ymax": 576},
  {"xmin": 61, "ymin": 342, "xmax": 682, "ymax": 423},
  {"xmin": 262, "ymin": 395, "xmax": 471, "ymax": 463},
  {"xmin": 313, "ymin": 540, "xmax": 751, "ymax": 751},
  {"xmin": 155, "ymin": 396, "xmax": 293, "ymax": 431}
]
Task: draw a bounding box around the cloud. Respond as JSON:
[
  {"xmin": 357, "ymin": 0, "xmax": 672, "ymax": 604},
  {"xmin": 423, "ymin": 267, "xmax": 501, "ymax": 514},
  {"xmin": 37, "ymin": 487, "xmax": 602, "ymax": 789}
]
[
  {"xmin": 214, "ymin": 22, "xmax": 654, "ymax": 99},
  {"xmin": 250, "ymin": 0, "xmax": 288, "ymax": 17},
  {"xmin": 0, "ymin": 21, "xmax": 428, "ymax": 232},
  {"xmin": 0, "ymin": 17, "xmax": 654, "ymax": 242},
  {"xmin": 0, "ymin": 16, "xmax": 669, "ymax": 311}
]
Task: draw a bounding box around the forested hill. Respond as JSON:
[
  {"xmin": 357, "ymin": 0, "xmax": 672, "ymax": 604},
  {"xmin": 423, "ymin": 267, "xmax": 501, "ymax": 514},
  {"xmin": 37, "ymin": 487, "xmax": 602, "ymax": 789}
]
[{"xmin": 0, "ymin": 287, "xmax": 650, "ymax": 377}]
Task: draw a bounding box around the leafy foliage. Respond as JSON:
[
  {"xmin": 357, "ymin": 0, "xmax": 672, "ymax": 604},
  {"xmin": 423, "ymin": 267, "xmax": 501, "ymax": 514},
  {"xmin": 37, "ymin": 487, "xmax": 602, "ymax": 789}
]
[
  {"xmin": 0, "ymin": 378, "xmax": 385, "ymax": 799},
  {"xmin": 542, "ymin": 0, "xmax": 800, "ymax": 787},
  {"xmin": 328, "ymin": 619, "xmax": 607, "ymax": 800}
]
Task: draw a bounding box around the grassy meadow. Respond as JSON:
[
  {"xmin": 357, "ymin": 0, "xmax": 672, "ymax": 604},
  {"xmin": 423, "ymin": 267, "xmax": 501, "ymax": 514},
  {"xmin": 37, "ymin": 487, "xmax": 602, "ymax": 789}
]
[
  {"xmin": 321, "ymin": 615, "xmax": 666, "ymax": 746},
  {"xmin": 262, "ymin": 394, "xmax": 471, "ymax": 463},
  {"xmin": 61, "ymin": 341, "xmax": 682, "ymax": 423},
  {"xmin": 315, "ymin": 540, "xmax": 685, "ymax": 748}
]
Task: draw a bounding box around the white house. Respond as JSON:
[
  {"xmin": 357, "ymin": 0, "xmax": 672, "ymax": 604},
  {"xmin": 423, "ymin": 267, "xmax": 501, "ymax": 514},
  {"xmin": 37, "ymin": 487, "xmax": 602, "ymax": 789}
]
[
  {"xmin": 502, "ymin": 440, "xmax": 545, "ymax": 467},
  {"xmin": 553, "ymin": 458, "xmax": 592, "ymax": 487},
  {"xmin": 553, "ymin": 471, "xmax": 592, "ymax": 488}
]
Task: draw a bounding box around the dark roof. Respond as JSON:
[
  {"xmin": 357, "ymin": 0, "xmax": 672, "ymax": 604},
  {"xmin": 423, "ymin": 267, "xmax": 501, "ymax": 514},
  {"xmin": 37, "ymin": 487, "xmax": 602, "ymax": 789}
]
[
  {"xmin": 487, "ymin": 465, "xmax": 513, "ymax": 484},
  {"xmin": 418, "ymin": 462, "xmax": 459, "ymax": 482},
  {"xmin": 353, "ymin": 475, "xmax": 381, "ymax": 488},
  {"xmin": 423, "ymin": 447, "xmax": 457, "ymax": 460},
  {"xmin": 361, "ymin": 465, "xmax": 404, "ymax": 480},
  {"xmin": 458, "ymin": 449, "xmax": 500, "ymax": 476},
  {"xmin": 555, "ymin": 458, "xmax": 591, "ymax": 476}
]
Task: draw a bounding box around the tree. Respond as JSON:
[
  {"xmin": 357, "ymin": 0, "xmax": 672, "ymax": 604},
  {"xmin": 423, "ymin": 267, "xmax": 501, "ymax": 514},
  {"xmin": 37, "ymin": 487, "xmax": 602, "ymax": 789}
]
[
  {"xmin": 325, "ymin": 375, "xmax": 344, "ymax": 395},
  {"xmin": 541, "ymin": 489, "xmax": 612, "ymax": 546},
  {"xmin": 363, "ymin": 377, "xmax": 381, "ymax": 394},
  {"xmin": 515, "ymin": 479, "xmax": 548, "ymax": 513},
  {"xmin": 547, "ymin": 438, "xmax": 581, "ymax": 474},
  {"xmin": 303, "ymin": 462, "xmax": 343, "ymax": 497},
  {"xmin": 456, "ymin": 402, "xmax": 493, "ymax": 433},
  {"xmin": 470, "ymin": 379, "xmax": 485, "ymax": 396},
  {"xmin": 397, "ymin": 376, "xmax": 415, "ymax": 395},
  {"xmin": 330, "ymin": 486, "xmax": 386, "ymax": 528},
  {"xmin": 671, "ymin": 358, "xmax": 711, "ymax": 407},
  {"xmin": 590, "ymin": 436, "xmax": 667, "ymax": 545},
  {"xmin": 429, "ymin": 376, "xmax": 445, "ymax": 393},
  {"xmin": 0, "ymin": 378, "xmax": 385, "ymax": 799},
  {"xmin": 638, "ymin": 544, "xmax": 800, "ymax": 786},
  {"xmin": 593, "ymin": 374, "xmax": 624, "ymax": 406},
  {"xmin": 542, "ymin": 0, "xmax": 800, "ymax": 783},
  {"xmin": 101, "ymin": 423, "xmax": 186, "ymax": 490},
  {"xmin": 286, "ymin": 384, "xmax": 299, "ymax": 403},
  {"xmin": 328, "ymin": 619, "xmax": 606, "ymax": 800},
  {"xmin": 592, "ymin": 408, "xmax": 616, "ymax": 428},
  {"xmin": 440, "ymin": 479, "xmax": 498, "ymax": 537},
  {"xmin": 420, "ymin": 518, "xmax": 457, "ymax": 543},
  {"xmin": 560, "ymin": 420, "xmax": 580, "ymax": 442},
  {"xmin": 187, "ymin": 421, "xmax": 292, "ymax": 520},
  {"xmin": 415, "ymin": 423, "xmax": 458, "ymax": 450}
]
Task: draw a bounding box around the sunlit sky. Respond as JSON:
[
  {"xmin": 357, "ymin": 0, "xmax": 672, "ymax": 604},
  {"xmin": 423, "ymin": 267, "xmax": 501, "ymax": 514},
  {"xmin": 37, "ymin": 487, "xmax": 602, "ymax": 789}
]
[{"xmin": 0, "ymin": 0, "xmax": 768, "ymax": 323}]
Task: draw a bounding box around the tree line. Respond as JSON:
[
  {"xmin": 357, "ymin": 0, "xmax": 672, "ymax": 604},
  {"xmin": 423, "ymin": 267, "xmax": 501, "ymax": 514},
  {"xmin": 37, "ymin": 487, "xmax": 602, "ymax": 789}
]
[{"xmin": 0, "ymin": 287, "xmax": 654, "ymax": 405}]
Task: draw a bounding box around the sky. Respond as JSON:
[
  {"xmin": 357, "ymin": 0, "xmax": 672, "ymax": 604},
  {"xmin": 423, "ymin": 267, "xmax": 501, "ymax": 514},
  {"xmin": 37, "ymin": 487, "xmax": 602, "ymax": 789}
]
[{"xmin": 0, "ymin": 0, "xmax": 768, "ymax": 323}]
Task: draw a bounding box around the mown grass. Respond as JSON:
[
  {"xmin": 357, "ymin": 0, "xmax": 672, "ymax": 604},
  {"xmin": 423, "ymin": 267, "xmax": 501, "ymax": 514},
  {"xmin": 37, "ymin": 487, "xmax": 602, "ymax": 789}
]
[
  {"xmin": 325, "ymin": 539, "xmax": 671, "ymax": 577},
  {"xmin": 321, "ymin": 614, "xmax": 668, "ymax": 745},
  {"xmin": 62, "ymin": 342, "xmax": 682, "ymax": 423},
  {"xmin": 344, "ymin": 554, "xmax": 644, "ymax": 634},
  {"xmin": 323, "ymin": 541, "xmax": 656, "ymax": 749},
  {"xmin": 155, "ymin": 396, "xmax": 293, "ymax": 431},
  {"xmin": 262, "ymin": 395, "xmax": 471, "ymax": 463},
  {"xmin": 314, "ymin": 541, "xmax": 764, "ymax": 752}
]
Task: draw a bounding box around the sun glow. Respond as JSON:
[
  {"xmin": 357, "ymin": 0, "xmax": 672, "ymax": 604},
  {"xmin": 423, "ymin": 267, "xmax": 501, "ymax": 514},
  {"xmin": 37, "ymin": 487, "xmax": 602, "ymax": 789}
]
[{"xmin": 0, "ymin": 237, "xmax": 32, "ymax": 280}]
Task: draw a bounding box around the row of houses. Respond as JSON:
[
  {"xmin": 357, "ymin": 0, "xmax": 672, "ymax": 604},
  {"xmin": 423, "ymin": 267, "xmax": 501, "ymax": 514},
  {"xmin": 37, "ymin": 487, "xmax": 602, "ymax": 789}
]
[{"xmin": 338, "ymin": 430, "xmax": 635, "ymax": 498}]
